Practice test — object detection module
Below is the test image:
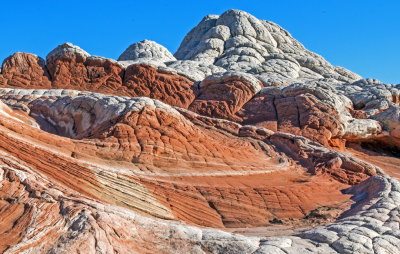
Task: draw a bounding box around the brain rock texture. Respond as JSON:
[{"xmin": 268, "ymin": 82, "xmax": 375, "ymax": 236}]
[{"xmin": 0, "ymin": 9, "xmax": 400, "ymax": 254}]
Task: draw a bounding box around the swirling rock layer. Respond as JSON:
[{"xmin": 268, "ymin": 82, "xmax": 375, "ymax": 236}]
[{"xmin": 0, "ymin": 8, "xmax": 400, "ymax": 254}]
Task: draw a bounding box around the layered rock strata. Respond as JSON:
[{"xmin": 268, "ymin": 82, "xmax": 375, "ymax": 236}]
[
  {"xmin": 0, "ymin": 96, "xmax": 398, "ymax": 253},
  {"xmin": 0, "ymin": 8, "xmax": 399, "ymax": 254}
]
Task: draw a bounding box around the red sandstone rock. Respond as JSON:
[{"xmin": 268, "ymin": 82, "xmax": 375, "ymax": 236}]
[
  {"xmin": 0, "ymin": 49, "xmax": 377, "ymax": 153},
  {"xmin": 236, "ymin": 93, "xmax": 278, "ymax": 130},
  {"xmin": 46, "ymin": 44, "xmax": 126, "ymax": 92},
  {"xmin": 349, "ymin": 108, "xmax": 368, "ymax": 119},
  {"xmin": 0, "ymin": 9, "xmax": 399, "ymax": 253},
  {"xmin": 46, "ymin": 43, "xmax": 90, "ymax": 89},
  {"xmin": 0, "ymin": 94, "xmax": 380, "ymax": 232},
  {"xmin": 269, "ymin": 132, "xmax": 377, "ymax": 185},
  {"xmin": 85, "ymin": 56, "xmax": 125, "ymax": 91},
  {"xmin": 47, "ymin": 52, "xmax": 125, "ymax": 93},
  {"xmin": 0, "ymin": 52, "xmax": 51, "ymax": 88},
  {"xmin": 189, "ymin": 73, "xmax": 262, "ymax": 121},
  {"xmin": 238, "ymin": 92, "xmax": 343, "ymax": 147},
  {"xmin": 0, "ymin": 84, "xmax": 392, "ymax": 253},
  {"xmin": 121, "ymin": 64, "xmax": 196, "ymax": 108},
  {"xmin": 45, "ymin": 43, "xmax": 196, "ymax": 108}
]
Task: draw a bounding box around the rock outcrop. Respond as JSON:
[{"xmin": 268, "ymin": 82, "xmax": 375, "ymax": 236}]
[
  {"xmin": 238, "ymin": 81, "xmax": 382, "ymax": 147},
  {"xmin": 122, "ymin": 64, "xmax": 196, "ymax": 108},
  {"xmin": 0, "ymin": 89, "xmax": 367, "ymax": 228},
  {"xmin": 0, "ymin": 52, "xmax": 51, "ymax": 88},
  {"xmin": 0, "ymin": 8, "xmax": 399, "ymax": 254},
  {"xmin": 1, "ymin": 43, "xmax": 196, "ymax": 108},
  {"xmin": 118, "ymin": 39, "xmax": 177, "ymax": 63},
  {"xmin": 174, "ymin": 10, "xmax": 361, "ymax": 85},
  {"xmin": 189, "ymin": 72, "xmax": 262, "ymax": 121}
]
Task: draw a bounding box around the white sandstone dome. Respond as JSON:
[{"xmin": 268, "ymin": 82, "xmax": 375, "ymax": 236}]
[{"xmin": 118, "ymin": 39, "xmax": 176, "ymax": 62}]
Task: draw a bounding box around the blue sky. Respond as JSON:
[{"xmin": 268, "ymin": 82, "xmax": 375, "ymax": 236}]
[{"xmin": 0, "ymin": 0, "xmax": 399, "ymax": 83}]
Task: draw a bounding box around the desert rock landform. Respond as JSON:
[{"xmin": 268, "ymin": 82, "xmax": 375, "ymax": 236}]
[{"xmin": 1, "ymin": 9, "xmax": 400, "ymax": 254}]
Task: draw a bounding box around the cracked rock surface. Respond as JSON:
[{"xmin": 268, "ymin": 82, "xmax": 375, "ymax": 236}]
[{"xmin": 0, "ymin": 8, "xmax": 400, "ymax": 254}]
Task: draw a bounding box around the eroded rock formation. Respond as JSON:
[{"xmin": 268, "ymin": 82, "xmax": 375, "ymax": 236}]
[
  {"xmin": 0, "ymin": 9, "xmax": 400, "ymax": 254},
  {"xmin": 0, "ymin": 52, "xmax": 51, "ymax": 88}
]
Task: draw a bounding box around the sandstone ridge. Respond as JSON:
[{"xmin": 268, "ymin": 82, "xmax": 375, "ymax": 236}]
[{"xmin": 0, "ymin": 9, "xmax": 400, "ymax": 254}]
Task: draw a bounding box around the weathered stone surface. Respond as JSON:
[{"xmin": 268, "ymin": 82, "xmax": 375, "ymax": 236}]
[
  {"xmin": 84, "ymin": 55, "xmax": 125, "ymax": 90},
  {"xmin": 118, "ymin": 39, "xmax": 177, "ymax": 62},
  {"xmin": 46, "ymin": 42, "xmax": 91, "ymax": 88},
  {"xmin": 0, "ymin": 12, "xmax": 396, "ymax": 151},
  {"xmin": 174, "ymin": 9, "xmax": 362, "ymax": 85},
  {"xmin": 269, "ymin": 132, "xmax": 381, "ymax": 185},
  {"xmin": 167, "ymin": 59, "xmax": 226, "ymax": 81},
  {"xmin": 370, "ymin": 105, "xmax": 400, "ymax": 148},
  {"xmin": 0, "ymin": 89, "xmax": 362, "ymax": 229},
  {"xmin": 299, "ymin": 176, "xmax": 400, "ymax": 254},
  {"xmin": 0, "ymin": 117, "xmax": 398, "ymax": 253},
  {"xmin": 0, "ymin": 52, "xmax": 51, "ymax": 88},
  {"xmin": 237, "ymin": 81, "xmax": 382, "ymax": 147},
  {"xmin": 0, "ymin": 8, "xmax": 399, "ymax": 254},
  {"xmin": 335, "ymin": 79, "xmax": 400, "ymax": 111},
  {"xmin": 0, "ymin": 85, "xmax": 399, "ymax": 253},
  {"xmin": 122, "ymin": 64, "xmax": 196, "ymax": 108},
  {"xmin": 189, "ymin": 72, "xmax": 262, "ymax": 121},
  {"xmin": 0, "ymin": 43, "xmax": 194, "ymax": 108}
]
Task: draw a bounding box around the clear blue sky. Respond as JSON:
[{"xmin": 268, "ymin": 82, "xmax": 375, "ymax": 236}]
[{"xmin": 0, "ymin": 0, "xmax": 399, "ymax": 83}]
